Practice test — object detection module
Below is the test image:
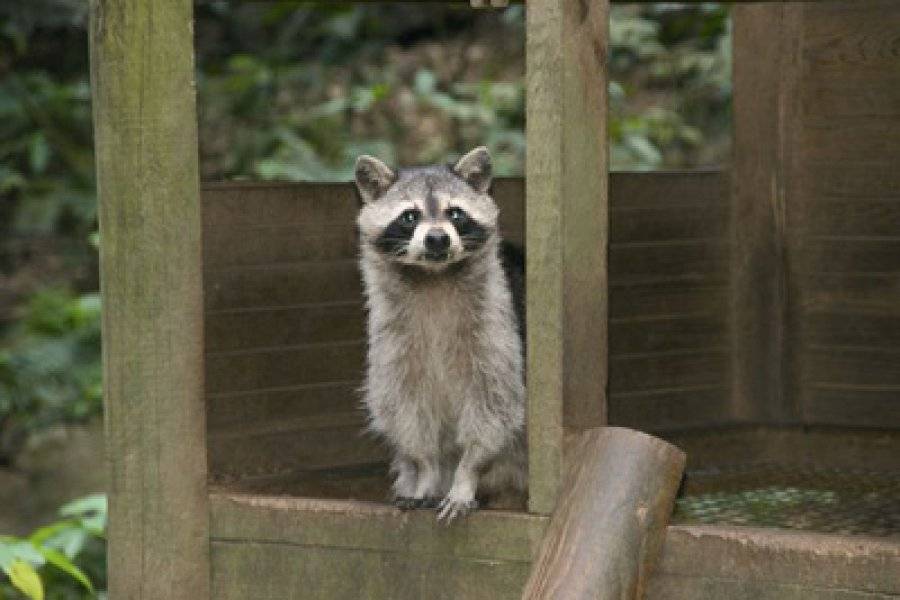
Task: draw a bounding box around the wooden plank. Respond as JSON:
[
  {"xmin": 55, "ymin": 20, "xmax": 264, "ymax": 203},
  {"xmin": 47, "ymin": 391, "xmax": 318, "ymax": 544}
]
[
  {"xmin": 789, "ymin": 1, "xmax": 900, "ymax": 428},
  {"xmin": 204, "ymin": 260, "xmax": 363, "ymax": 310},
  {"xmin": 205, "ymin": 340, "xmax": 364, "ymax": 394},
  {"xmin": 211, "ymin": 541, "xmax": 532, "ymax": 600},
  {"xmin": 803, "ymin": 311, "xmax": 900, "ymax": 349},
  {"xmin": 610, "ymin": 240, "xmax": 727, "ymax": 281},
  {"xmin": 525, "ymin": 0, "xmax": 609, "ymax": 513},
  {"xmin": 802, "ymin": 120, "xmax": 900, "ymax": 167},
  {"xmin": 802, "ymin": 81, "xmax": 900, "ymax": 119},
  {"xmin": 609, "ymin": 170, "xmax": 724, "ymax": 210},
  {"xmin": 610, "ymin": 280, "xmax": 728, "ymax": 319},
  {"xmin": 800, "ymin": 272, "xmax": 900, "ymax": 314},
  {"xmin": 805, "ymin": 200, "xmax": 900, "ymax": 238},
  {"xmin": 802, "ymin": 163, "xmax": 900, "ymax": 199},
  {"xmin": 610, "ymin": 314, "xmax": 726, "ymax": 356},
  {"xmin": 651, "ymin": 525, "xmax": 900, "ymax": 596},
  {"xmin": 522, "ymin": 428, "xmax": 685, "ymax": 599},
  {"xmin": 648, "ymin": 575, "xmax": 897, "ymax": 600},
  {"xmin": 208, "ymin": 493, "xmax": 547, "ymax": 599},
  {"xmin": 89, "ymin": 0, "xmax": 209, "ymax": 598},
  {"xmin": 802, "ymin": 1, "xmax": 900, "ymax": 82},
  {"xmin": 210, "ymin": 492, "xmax": 547, "ymax": 561},
  {"xmin": 610, "ymin": 350, "xmax": 729, "ymax": 394},
  {"xmin": 729, "ymin": 3, "xmax": 801, "ymax": 424},
  {"xmin": 804, "ymin": 386, "xmax": 900, "ymax": 428},
  {"xmin": 205, "ymin": 301, "xmax": 364, "ymax": 352},
  {"xmin": 796, "ymin": 239, "xmax": 900, "ymax": 274},
  {"xmin": 206, "ymin": 381, "xmax": 360, "ymax": 430},
  {"xmin": 802, "ymin": 346, "xmax": 900, "ymax": 387},
  {"xmin": 663, "ymin": 426, "xmax": 900, "ymax": 472},
  {"xmin": 208, "ymin": 424, "xmax": 384, "ymax": 479},
  {"xmin": 609, "ymin": 386, "xmax": 731, "ymax": 432},
  {"xmin": 611, "ymin": 205, "xmax": 728, "ymax": 244}
]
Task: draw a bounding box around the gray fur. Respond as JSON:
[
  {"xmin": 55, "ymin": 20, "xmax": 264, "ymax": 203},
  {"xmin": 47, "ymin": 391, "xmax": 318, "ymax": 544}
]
[{"xmin": 356, "ymin": 147, "xmax": 526, "ymax": 521}]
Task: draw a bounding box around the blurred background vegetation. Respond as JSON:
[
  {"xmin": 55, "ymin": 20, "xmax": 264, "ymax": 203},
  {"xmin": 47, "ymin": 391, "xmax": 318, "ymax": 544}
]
[{"xmin": 0, "ymin": 1, "xmax": 729, "ymax": 597}]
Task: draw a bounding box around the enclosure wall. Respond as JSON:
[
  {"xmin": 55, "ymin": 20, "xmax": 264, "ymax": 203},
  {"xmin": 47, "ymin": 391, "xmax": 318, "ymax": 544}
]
[
  {"xmin": 202, "ymin": 172, "xmax": 730, "ymax": 485},
  {"xmin": 732, "ymin": 1, "xmax": 900, "ymax": 428}
]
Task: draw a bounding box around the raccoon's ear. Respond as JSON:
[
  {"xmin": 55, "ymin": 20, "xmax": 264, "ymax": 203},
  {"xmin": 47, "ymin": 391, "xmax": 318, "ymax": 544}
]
[
  {"xmin": 355, "ymin": 155, "xmax": 396, "ymax": 203},
  {"xmin": 452, "ymin": 146, "xmax": 492, "ymax": 193}
]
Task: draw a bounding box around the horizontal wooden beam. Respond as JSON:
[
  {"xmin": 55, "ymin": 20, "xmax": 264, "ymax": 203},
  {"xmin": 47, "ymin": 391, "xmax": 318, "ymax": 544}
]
[{"xmin": 652, "ymin": 525, "xmax": 900, "ymax": 597}]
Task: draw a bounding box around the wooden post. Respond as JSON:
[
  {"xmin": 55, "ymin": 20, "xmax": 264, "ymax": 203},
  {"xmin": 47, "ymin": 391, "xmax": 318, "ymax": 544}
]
[
  {"xmin": 521, "ymin": 428, "xmax": 685, "ymax": 600},
  {"xmin": 526, "ymin": 0, "xmax": 610, "ymax": 514},
  {"xmin": 729, "ymin": 5, "xmax": 803, "ymax": 424},
  {"xmin": 90, "ymin": 1, "xmax": 209, "ymax": 598}
]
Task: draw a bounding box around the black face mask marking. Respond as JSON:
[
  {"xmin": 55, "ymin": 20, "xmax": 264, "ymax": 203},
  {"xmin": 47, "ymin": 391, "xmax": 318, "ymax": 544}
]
[
  {"xmin": 447, "ymin": 207, "xmax": 488, "ymax": 251},
  {"xmin": 375, "ymin": 209, "xmax": 421, "ymax": 256}
]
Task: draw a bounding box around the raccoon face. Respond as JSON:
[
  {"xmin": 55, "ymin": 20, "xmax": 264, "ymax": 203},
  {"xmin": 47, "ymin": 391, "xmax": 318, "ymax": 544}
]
[{"xmin": 355, "ymin": 147, "xmax": 499, "ymax": 271}]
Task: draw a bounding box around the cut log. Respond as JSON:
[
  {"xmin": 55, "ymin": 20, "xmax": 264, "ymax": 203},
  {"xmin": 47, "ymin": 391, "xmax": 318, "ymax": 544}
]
[{"xmin": 522, "ymin": 427, "xmax": 686, "ymax": 600}]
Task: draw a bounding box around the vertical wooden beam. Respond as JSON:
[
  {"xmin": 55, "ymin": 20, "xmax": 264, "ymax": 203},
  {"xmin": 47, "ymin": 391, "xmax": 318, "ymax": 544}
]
[
  {"xmin": 526, "ymin": 0, "xmax": 609, "ymax": 514},
  {"xmin": 90, "ymin": 1, "xmax": 209, "ymax": 598},
  {"xmin": 730, "ymin": 4, "xmax": 803, "ymax": 424}
]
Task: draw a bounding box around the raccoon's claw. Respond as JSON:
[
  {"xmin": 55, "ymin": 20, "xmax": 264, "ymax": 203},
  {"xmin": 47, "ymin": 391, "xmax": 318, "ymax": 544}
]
[
  {"xmin": 394, "ymin": 496, "xmax": 440, "ymax": 510},
  {"xmin": 436, "ymin": 497, "xmax": 480, "ymax": 523}
]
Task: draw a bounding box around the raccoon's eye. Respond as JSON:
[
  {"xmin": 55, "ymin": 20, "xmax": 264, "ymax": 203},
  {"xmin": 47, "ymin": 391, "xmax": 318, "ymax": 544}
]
[
  {"xmin": 446, "ymin": 207, "xmax": 466, "ymax": 223},
  {"xmin": 399, "ymin": 209, "xmax": 420, "ymax": 226}
]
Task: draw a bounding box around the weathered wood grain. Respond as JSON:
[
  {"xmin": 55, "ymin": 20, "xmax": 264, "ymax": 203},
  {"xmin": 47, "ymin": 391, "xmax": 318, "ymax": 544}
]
[
  {"xmin": 208, "ymin": 493, "xmax": 548, "ymax": 599},
  {"xmin": 611, "ymin": 240, "xmax": 727, "ymax": 282},
  {"xmin": 205, "ymin": 301, "xmax": 364, "ymax": 352},
  {"xmin": 804, "ymin": 387, "xmax": 900, "ymax": 428},
  {"xmin": 803, "ymin": 311, "xmax": 900, "ymax": 349},
  {"xmin": 609, "ymin": 386, "xmax": 731, "ymax": 432},
  {"xmin": 664, "ymin": 426, "xmax": 900, "ymax": 472},
  {"xmin": 210, "ymin": 493, "xmax": 547, "ymax": 560},
  {"xmin": 729, "ymin": 4, "xmax": 800, "ymax": 424},
  {"xmin": 648, "ymin": 575, "xmax": 896, "ymax": 599},
  {"xmin": 610, "ymin": 350, "xmax": 729, "ymax": 394},
  {"xmin": 609, "ymin": 279, "xmax": 728, "ymax": 319},
  {"xmin": 211, "ymin": 542, "xmax": 532, "ymax": 600},
  {"xmin": 89, "ymin": 0, "xmax": 209, "ymax": 597},
  {"xmin": 205, "ymin": 260, "xmax": 363, "ymax": 310},
  {"xmin": 800, "ymin": 272, "xmax": 900, "ymax": 314},
  {"xmin": 610, "ymin": 314, "xmax": 726, "ymax": 355},
  {"xmin": 208, "ymin": 423, "xmax": 385, "ymax": 480},
  {"xmin": 791, "ymin": 0, "xmax": 900, "ymax": 426},
  {"xmin": 805, "ymin": 201, "xmax": 900, "ymax": 239},
  {"xmin": 611, "ymin": 206, "xmax": 727, "ymax": 244},
  {"xmin": 206, "ymin": 380, "xmax": 360, "ymax": 429},
  {"xmin": 651, "ymin": 525, "xmax": 900, "ymax": 597},
  {"xmin": 521, "ymin": 427, "xmax": 685, "ymax": 600},
  {"xmin": 205, "ymin": 340, "xmax": 364, "ymax": 393},
  {"xmin": 525, "ymin": 0, "xmax": 609, "ymax": 514}
]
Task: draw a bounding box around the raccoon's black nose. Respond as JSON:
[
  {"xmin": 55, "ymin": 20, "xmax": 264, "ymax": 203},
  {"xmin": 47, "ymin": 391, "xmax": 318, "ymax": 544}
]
[{"xmin": 424, "ymin": 229, "xmax": 451, "ymax": 253}]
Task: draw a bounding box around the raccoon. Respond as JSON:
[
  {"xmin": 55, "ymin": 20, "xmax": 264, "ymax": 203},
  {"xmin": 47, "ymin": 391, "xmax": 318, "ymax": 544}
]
[{"xmin": 355, "ymin": 147, "xmax": 526, "ymax": 522}]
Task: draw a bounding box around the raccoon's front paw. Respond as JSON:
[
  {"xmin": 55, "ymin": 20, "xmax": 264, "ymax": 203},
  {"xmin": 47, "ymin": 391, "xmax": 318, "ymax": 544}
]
[
  {"xmin": 436, "ymin": 495, "xmax": 480, "ymax": 523},
  {"xmin": 394, "ymin": 496, "xmax": 440, "ymax": 510}
]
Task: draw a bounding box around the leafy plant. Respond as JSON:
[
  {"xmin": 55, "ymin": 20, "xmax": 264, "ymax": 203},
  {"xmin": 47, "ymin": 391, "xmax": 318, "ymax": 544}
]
[
  {"xmin": 0, "ymin": 289, "xmax": 102, "ymax": 466},
  {"xmin": 0, "ymin": 494, "xmax": 106, "ymax": 600}
]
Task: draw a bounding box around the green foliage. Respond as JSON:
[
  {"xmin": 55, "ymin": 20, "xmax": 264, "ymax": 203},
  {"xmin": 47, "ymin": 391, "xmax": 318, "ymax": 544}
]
[
  {"xmin": 609, "ymin": 4, "xmax": 731, "ymax": 169},
  {"xmin": 0, "ymin": 494, "xmax": 106, "ymax": 600},
  {"xmin": 194, "ymin": 3, "xmax": 729, "ymax": 180},
  {"xmin": 0, "ymin": 289, "xmax": 102, "ymax": 465}
]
